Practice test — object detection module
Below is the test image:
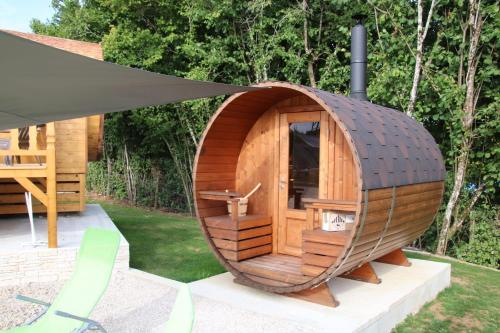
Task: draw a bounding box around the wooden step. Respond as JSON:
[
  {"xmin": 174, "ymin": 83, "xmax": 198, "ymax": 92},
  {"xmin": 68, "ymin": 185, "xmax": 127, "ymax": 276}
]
[
  {"xmin": 302, "ymin": 253, "xmax": 337, "ymax": 268},
  {"xmin": 302, "ymin": 230, "xmax": 350, "ymax": 245},
  {"xmin": 208, "ymin": 225, "xmax": 272, "ymax": 241},
  {"xmin": 208, "ymin": 215, "xmax": 273, "ymax": 262},
  {"xmin": 205, "ymin": 214, "xmax": 271, "ymax": 230},
  {"xmin": 301, "ymin": 229, "xmax": 347, "ymax": 277},
  {"xmin": 303, "ymin": 241, "xmax": 343, "ymax": 257},
  {"xmin": 213, "ymin": 235, "xmax": 272, "ymax": 251},
  {"xmin": 219, "ymin": 244, "xmax": 272, "ymax": 261}
]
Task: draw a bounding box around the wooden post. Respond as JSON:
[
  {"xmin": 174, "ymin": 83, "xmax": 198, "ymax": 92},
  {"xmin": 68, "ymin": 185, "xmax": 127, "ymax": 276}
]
[
  {"xmin": 375, "ymin": 248, "xmax": 411, "ymax": 267},
  {"xmin": 79, "ymin": 173, "xmax": 86, "ymax": 211},
  {"xmin": 9, "ymin": 128, "xmax": 19, "ymax": 165},
  {"xmin": 46, "ymin": 122, "xmax": 57, "ymax": 248},
  {"xmin": 229, "ymin": 199, "xmax": 239, "ymax": 223},
  {"xmin": 10, "ymin": 128, "xmax": 19, "ymax": 149},
  {"xmin": 28, "ymin": 126, "xmax": 37, "ymax": 150},
  {"xmin": 305, "ymin": 205, "xmax": 314, "ymax": 230}
]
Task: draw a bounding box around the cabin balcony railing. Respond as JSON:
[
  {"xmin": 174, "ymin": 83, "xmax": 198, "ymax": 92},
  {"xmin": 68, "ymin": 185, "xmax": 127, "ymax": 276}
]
[
  {"xmin": 0, "ymin": 125, "xmax": 48, "ymax": 168},
  {"xmin": 0, "ymin": 123, "xmax": 56, "ymax": 179},
  {"xmin": 0, "ymin": 122, "xmax": 58, "ymax": 247}
]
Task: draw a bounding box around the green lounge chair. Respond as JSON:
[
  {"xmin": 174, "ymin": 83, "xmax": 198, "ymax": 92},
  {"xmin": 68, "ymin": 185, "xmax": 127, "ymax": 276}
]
[
  {"xmin": 164, "ymin": 284, "xmax": 194, "ymax": 333},
  {"xmin": 3, "ymin": 227, "xmax": 121, "ymax": 333}
]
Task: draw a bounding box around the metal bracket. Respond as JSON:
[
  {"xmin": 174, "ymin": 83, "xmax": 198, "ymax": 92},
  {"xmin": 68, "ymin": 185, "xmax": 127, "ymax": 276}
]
[
  {"xmin": 15, "ymin": 294, "xmax": 51, "ymax": 325},
  {"xmin": 364, "ymin": 186, "xmax": 396, "ymax": 263},
  {"xmin": 55, "ymin": 310, "xmax": 107, "ymax": 333}
]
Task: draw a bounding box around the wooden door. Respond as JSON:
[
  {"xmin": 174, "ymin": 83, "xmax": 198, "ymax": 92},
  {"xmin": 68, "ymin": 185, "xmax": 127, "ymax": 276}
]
[{"xmin": 277, "ymin": 111, "xmax": 329, "ymax": 256}]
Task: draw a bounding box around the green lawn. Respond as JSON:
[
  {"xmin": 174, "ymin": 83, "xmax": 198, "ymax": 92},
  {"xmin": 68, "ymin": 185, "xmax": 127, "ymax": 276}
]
[
  {"xmin": 97, "ymin": 201, "xmax": 225, "ymax": 282},
  {"xmin": 97, "ymin": 201, "xmax": 499, "ymax": 332},
  {"xmin": 396, "ymin": 252, "xmax": 499, "ymax": 333}
]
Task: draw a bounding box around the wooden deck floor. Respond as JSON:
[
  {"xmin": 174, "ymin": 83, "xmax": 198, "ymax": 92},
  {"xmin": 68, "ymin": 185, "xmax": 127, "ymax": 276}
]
[{"xmin": 232, "ymin": 254, "xmax": 321, "ymax": 287}]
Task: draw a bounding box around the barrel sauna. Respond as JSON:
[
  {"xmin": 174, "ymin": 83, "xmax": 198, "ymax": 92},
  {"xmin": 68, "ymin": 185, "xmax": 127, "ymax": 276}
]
[{"xmin": 193, "ymin": 81, "xmax": 445, "ymax": 306}]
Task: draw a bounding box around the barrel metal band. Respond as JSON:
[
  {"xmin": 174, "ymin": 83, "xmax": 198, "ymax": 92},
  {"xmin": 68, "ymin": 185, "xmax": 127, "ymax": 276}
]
[
  {"xmin": 323, "ymin": 189, "xmax": 369, "ymax": 284},
  {"xmin": 364, "ymin": 186, "xmax": 396, "ymax": 263}
]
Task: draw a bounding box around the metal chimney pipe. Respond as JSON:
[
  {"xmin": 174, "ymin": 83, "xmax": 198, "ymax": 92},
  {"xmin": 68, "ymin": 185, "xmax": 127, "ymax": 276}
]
[{"xmin": 350, "ymin": 16, "xmax": 368, "ymax": 101}]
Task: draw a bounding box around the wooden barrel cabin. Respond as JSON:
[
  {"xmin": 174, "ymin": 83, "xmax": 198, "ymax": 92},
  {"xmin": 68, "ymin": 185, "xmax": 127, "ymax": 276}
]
[{"xmin": 193, "ymin": 81, "xmax": 445, "ymax": 306}]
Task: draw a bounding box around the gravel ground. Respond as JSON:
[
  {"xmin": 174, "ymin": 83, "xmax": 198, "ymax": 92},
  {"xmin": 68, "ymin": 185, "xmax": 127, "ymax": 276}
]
[
  {"xmin": 1, "ymin": 270, "xmax": 316, "ymax": 333},
  {"xmin": 0, "ymin": 271, "xmax": 174, "ymax": 332}
]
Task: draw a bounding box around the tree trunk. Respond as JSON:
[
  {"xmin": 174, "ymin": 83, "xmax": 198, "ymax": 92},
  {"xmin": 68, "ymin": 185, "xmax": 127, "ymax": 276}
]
[
  {"xmin": 407, "ymin": 0, "xmax": 436, "ymax": 117},
  {"xmin": 447, "ymin": 183, "xmax": 485, "ymax": 239},
  {"xmin": 163, "ymin": 137, "xmax": 194, "ymax": 215},
  {"xmin": 123, "ymin": 144, "xmax": 136, "ymax": 204},
  {"xmin": 152, "ymin": 165, "xmax": 160, "ymax": 210},
  {"xmin": 436, "ymin": 0, "xmax": 483, "ymax": 254},
  {"xmin": 106, "ymin": 154, "xmax": 112, "ymax": 197},
  {"xmin": 437, "ymin": 148, "xmax": 469, "ymax": 254},
  {"xmin": 302, "ymin": 0, "xmax": 317, "ymax": 87}
]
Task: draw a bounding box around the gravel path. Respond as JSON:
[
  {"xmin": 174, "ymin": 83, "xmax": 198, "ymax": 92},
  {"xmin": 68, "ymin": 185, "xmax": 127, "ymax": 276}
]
[
  {"xmin": 1, "ymin": 270, "xmax": 317, "ymax": 333},
  {"xmin": 0, "ymin": 271, "xmax": 174, "ymax": 332}
]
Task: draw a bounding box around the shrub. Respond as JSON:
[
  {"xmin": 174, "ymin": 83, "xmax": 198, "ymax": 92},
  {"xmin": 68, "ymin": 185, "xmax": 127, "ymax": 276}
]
[{"xmin": 455, "ymin": 206, "xmax": 499, "ymax": 269}]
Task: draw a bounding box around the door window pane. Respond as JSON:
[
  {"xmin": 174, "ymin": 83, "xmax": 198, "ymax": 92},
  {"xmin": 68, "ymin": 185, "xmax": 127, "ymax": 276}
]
[{"xmin": 288, "ymin": 121, "xmax": 320, "ymax": 209}]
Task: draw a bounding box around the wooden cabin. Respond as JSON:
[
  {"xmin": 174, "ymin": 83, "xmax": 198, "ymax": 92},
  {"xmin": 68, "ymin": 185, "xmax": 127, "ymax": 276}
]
[
  {"xmin": 193, "ymin": 82, "xmax": 445, "ymax": 306},
  {"xmin": 0, "ymin": 31, "xmax": 104, "ymax": 248}
]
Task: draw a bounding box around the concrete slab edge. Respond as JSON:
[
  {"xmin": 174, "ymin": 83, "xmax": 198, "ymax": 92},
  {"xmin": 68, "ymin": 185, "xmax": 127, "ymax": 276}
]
[
  {"xmin": 127, "ymin": 268, "xmax": 184, "ymax": 289},
  {"xmin": 357, "ymin": 261, "xmax": 451, "ymax": 333}
]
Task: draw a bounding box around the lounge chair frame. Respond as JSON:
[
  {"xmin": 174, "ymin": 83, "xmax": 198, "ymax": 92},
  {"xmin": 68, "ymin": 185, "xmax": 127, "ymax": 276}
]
[{"xmin": 15, "ymin": 294, "xmax": 107, "ymax": 333}]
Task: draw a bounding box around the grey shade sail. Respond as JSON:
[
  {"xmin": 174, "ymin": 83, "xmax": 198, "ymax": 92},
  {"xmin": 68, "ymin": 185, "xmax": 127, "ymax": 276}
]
[{"xmin": 0, "ymin": 30, "xmax": 260, "ymax": 130}]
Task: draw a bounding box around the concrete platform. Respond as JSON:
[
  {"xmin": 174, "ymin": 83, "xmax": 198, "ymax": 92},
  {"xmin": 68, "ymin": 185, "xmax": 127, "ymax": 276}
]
[
  {"xmin": 0, "ymin": 204, "xmax": 129, "ymax": 286},
  {"xmin": 190, "ymin": 258, "xmax": 451, "ymax": 333}
]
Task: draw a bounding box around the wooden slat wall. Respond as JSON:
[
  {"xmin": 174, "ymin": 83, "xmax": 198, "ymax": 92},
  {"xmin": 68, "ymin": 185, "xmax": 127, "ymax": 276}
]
[
  {"xmin": 232, "ymin": 95, "xmax": 359, "ymax": 249},
  {"xmin": 336, "ymin": 181, "xmax": 444, "ymax": 274},
  {"xmin": 235, "ymin": 108, "xmax": 277, "ymax": 217},
  {"xmin": 87, "ymin": 115, "xmax": 103, "ymax": 161},
  {"xmin": 195, "ymin": 101, "xmax": 261, "ymax": 219},
  {"xmin": 0, "ymin": 174, "xmax": 85, "ymax": 214},
  {"xmin": 55, "ymin": 118, "xmax": 87, "ymax": 174},
  {"xmin": 196, "ymin": 94, "xmax": 314, "ymax": 221},
  {"xmin": 195, "ymin": 90, "xmax": 306, "ymax": 222},
  {"xmin": 235, "ymin": 95, "xmax": 323, "ymax": 254},
  {"xmin": 328, "ymin": 118, "xmax": 357, "ymax": 201}
]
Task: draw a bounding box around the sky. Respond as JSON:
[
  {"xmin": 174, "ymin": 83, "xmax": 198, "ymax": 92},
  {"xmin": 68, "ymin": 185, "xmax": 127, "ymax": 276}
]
[{"xmin": 0, "ymin": 0, "xmax": 54, "ymax": 32}]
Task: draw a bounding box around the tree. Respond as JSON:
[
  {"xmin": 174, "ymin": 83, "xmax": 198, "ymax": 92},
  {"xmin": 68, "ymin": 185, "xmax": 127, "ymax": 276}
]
[
  {"xmin": 406, "ymin": 0, "xmax": 437, "ymax": 117},
  {"xmin": 30, "ymin": 1, "xmax": 498, "ymax": 267},
  {"xmin": 437, "ymin": 0, "xmax": 486, "ymax": 254}
]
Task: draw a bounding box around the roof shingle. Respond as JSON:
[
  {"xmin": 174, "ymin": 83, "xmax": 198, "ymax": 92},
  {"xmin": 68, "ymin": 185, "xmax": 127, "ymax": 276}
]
[{"xmin": 305, "ymin": 86, "xmax": 445, "ymax": 190}]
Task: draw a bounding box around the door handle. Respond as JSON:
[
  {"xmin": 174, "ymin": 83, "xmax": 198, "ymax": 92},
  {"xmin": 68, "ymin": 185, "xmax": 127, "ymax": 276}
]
[{"xmin": 279, "ymin": 176, "xmax": 286, "ymax": 190}]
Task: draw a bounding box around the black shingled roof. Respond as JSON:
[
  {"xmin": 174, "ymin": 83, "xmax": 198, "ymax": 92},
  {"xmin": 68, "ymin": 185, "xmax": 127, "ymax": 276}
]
[{"xmin": 305, "ymin": 86, "xmax": 445, "ymax": 190}]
